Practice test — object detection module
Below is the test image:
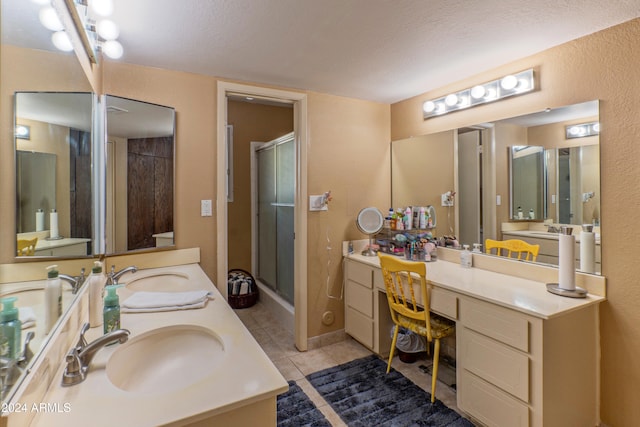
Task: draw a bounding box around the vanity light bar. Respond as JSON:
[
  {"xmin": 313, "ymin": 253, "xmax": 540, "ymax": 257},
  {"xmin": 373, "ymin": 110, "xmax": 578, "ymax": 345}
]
[
  {"xmin": 16, "ymin": 125, "xmax": 31, "ymax": 140},
  {"xmin": 565, "ymin": 121, "xmax": 600, "ymax": 139},
  {"xmin": 423, "ymin": 69, "xmax": 536, "ymax": 119}
]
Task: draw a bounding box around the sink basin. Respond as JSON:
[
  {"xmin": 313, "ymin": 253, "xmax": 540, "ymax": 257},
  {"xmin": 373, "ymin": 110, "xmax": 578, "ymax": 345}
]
[
  {"xmin": 122, "ymin": 272, "xmax": 189, "ymax": 292},
  {"xmin": 106, "ymin": 325, "xmax": 224, "ymax": 394}
]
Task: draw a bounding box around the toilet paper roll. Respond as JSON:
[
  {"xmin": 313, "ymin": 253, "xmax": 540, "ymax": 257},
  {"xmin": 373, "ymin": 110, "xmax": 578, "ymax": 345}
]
[
  {"xmin": 558, "ymin": 233, "xmax": 576, "ymax": 290},
  {"xmin": 50, "ymin": 210, "xmax": 59, "ymax": 239},
  {"xmin": 36, "ymin": 210, "xmax": 44, "ymax": 232},
  {"xmin": 580, "ymin": 231, "xmax": 596, "ymax": 274}
]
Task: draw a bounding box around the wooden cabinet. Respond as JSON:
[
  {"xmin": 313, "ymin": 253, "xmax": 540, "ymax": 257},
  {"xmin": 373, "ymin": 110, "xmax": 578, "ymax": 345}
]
[{"xmin": 344, "ymin": 256, "xmax": 600, "ymax": 427}]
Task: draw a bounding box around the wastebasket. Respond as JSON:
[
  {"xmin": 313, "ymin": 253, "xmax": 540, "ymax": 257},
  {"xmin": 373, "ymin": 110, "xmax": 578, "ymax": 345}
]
[{"xmin": 392, "ymin": 326, "xmax": 426, "ymax": 363}]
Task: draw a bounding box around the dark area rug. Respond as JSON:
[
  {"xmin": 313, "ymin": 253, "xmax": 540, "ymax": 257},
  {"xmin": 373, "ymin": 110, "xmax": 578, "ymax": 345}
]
[
  {"xmin": 307, "ymin": 355, "xmax": 475, "ymax": 427},
  {"xmin": 277, "ymin": 380, "xmax": 332, "ymax": 427}
]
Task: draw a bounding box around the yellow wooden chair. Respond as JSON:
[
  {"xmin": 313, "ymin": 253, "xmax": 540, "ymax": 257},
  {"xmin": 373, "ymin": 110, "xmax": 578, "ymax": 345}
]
[
  {"xmin": 17, "ymin": 237, "xmax": 38, "ymax": 256},
  {"xmin": 377, "ymin": 253, "xmax": 455, "ymax": 403},
  {"xmin": 485, "ymin": 238, "xmax": 539, "ymax": 262}
]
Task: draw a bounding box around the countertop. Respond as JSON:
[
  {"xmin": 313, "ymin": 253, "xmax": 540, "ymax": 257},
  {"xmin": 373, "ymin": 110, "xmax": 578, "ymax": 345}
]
[
  {"xmin": 30, "ymin": 263, "xmax": 288, "ymax": 427},
  {"xmin": 347, "ymin": 253, "xmax": 605, "ymax": 320}
]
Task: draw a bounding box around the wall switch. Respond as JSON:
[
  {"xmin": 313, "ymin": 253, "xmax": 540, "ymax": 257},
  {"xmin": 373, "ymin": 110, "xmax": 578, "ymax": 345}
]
[
  {"xmin": 309, "ymin": 195, "xmax": 328, "ymax": 211},
  {"xmin": 496, "ymin": 195, "xmax": 502, "ymax": 206},
  {"xmin": 201, "ymin": 199, "xmax": 213, "ymax": 216}
]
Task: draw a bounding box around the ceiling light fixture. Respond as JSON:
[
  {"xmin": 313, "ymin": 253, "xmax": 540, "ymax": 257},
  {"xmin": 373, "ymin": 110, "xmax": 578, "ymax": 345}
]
[
  {"xmin": 566, "ymin": 121, "xmax": 600, "ymax": 139},
  {"xmin": 51, "ymin": 31, "xmax": 74, "ymax": 51},
  {"xmin": 423, "ymin": 69, "xmax": 536, "ymax": 120}
]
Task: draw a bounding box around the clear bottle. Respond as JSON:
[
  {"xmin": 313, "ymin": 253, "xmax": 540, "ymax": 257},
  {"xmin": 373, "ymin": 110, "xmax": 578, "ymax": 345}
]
[
  {"xmin": 419, "ymin": 206, "xmax": 426, "ymax": 229},
  {"xmin": 529, "ymin": 209, "xmax": 535, "ymax": 219},
  {"xmin": 460, "ymin": 245, "xmax": 472, "ymax": 268},
  {"xmin": 103, "ymin": 285, "xmax": 122, "ymax": 334},
  {"xmin": 44, "ymin": 265, "xmax": 62, "ymax": 334},
  {"xmin": 517, "ymin": 206, "xmax": 524, "ymax": 219},
  {"xmin": 472, "ymin": 243, "xmax": 482, "ymax": 253},
  {"xmin": 89, "ymin": 261, "xmax": 106, "ymax": 328},
  {"xmin": 0, "ymin": 297, "xmax": 22, "ymax": 360}
]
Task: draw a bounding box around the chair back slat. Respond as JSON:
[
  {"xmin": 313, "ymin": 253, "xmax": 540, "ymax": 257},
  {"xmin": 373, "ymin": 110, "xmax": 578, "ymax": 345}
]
[
  {"xmin": 378, "ymin": 253, "xmax": 432, "ymax": 340},
  {"xmin": 485, "ymin": 238, "xmax": 539, "ymax": 262}
]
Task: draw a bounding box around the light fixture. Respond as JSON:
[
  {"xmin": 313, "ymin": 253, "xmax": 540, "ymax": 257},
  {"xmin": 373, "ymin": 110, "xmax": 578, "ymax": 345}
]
[
  {"xmin": 16, "ymin": 125, "xmax": 31, "ymax": 140},
  {"xmin": 39, "ymin": 6, "xmax": 64, "ymax": 31},
  {"xmin": 423, "ymin": 69, "xmax": 536, "ymax": 119},
  {"xmin": 97, "ymin": 19, "xmax": 119, "ymax": 40},
  {"xmin": 102, "ymin": 40, "xmax": 123, "ymax": 59},
  {"xmin": 51, "ymin": 31, "xmax": 74, "ymax": 51},
  {"xmin": 565, "ymin": 121, "xmax": 600, "ymax": 139},
  {"xmin": 90, "ymin": 0, "xmax": 114, "ymax": 17}
]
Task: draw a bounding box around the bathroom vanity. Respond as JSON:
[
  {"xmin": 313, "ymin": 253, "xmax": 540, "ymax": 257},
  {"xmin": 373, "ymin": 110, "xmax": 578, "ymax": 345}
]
[
  {"xmin": 2, "ymin": 249, "xmax": 287, "ymax": 427},
  {"xmin": 344, "ymin": 248, "xmax": 605, "ymax": 427}
]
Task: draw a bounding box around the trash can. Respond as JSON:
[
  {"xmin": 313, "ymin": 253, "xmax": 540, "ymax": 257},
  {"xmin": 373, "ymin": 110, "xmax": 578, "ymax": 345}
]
[{"xmin": 392, "ymin": 326, "xmax": 426, "ymax": 363}]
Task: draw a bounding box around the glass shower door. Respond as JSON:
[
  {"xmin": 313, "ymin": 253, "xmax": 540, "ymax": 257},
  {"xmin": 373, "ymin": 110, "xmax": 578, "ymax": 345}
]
[{"xmin": 256, "ymin": 135, "xmax": 295, "ymax": 305}]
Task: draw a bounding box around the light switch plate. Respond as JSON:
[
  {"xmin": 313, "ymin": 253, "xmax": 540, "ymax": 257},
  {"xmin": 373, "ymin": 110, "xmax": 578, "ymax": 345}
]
[
  {"xmin": 496, "ymin": 195, "xmax": 501, "ymax": 206},
  {"xmin": 201, "ymin": 199, "xmax": 213, "ymax": 216}
]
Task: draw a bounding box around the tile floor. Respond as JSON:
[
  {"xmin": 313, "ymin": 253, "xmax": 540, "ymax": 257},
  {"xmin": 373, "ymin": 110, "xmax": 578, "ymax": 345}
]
[{"xmin": 234, "ymin": 302, "xmax": 463, "ymax": 427}]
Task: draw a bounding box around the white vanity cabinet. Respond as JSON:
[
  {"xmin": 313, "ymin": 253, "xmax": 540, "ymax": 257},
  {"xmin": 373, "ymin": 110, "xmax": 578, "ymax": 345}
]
[{"xmin": 344, "ymin": 254, "xmax": 603, "ymax": 427}]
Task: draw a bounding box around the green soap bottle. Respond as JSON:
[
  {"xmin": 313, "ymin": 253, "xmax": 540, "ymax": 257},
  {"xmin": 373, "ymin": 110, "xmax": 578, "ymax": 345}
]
[
  {"xmin": 0, "ymin": 297, "xmax": 22, "ymax": 360},
  {"xmin": 103, "ymin": 285, "xmax": 122, "ymax": 334}
]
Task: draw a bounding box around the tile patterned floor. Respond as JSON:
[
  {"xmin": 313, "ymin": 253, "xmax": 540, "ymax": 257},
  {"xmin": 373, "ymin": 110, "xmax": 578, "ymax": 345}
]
[{"xmin": 234, "ymin": 302, "xmax": 462, "ymax": 426}]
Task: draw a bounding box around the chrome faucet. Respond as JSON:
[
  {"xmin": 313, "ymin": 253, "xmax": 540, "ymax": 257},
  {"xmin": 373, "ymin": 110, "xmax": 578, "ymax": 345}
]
[
  {"xmin": 59, "ymin": 268, "xmax": 86, "ymax": 294},
  {"xmin": 547, "ymin": 224, "xmax": 561, "ymax": 233},
  {"xmin": 1, "ymin": 332, "xmax": 35, "ymax": 395},
  {"xmin": 105, "ymin": 265, "xmax": 138, "ymax": 287},
  {"xmin": 62, "ymin": 323, "xmax": 130, "ymax": 386}
]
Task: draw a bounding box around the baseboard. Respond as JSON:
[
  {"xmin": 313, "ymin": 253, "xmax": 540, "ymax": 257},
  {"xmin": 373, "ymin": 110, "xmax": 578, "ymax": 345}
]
[{"xmin": 307, "ymin": 328, "xmax": 347, "ymax": 350}]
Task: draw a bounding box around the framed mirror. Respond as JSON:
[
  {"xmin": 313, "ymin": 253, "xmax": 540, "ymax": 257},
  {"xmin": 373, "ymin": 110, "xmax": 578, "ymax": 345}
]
[
  {"xmin": 15, "ymin": 92, "xmax": 95, "ymax": 258},
  {"xmin": 105, "ymin": 95, "xmax": 176, "ymax": 254},
  {"xmin": 391, "ymin": 100, "xmax": 600, "ymax": 273}
]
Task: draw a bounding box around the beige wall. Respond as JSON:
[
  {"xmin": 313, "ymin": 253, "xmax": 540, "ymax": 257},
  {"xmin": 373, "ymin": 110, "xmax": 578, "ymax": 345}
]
[
  {"xmin": 0, "ymin": 45, "xmax": 92, "ymax": 263},
  {"xmin": 306, "ymin": 92, "xmax": 390, "ymax": 337},
  {"xmin": 227, "ymin": 100, "xmax": 293, "ymax": 272},
  {"xmin": 390, "ymin": 18, "xmax": 640, "ymax": 426}
]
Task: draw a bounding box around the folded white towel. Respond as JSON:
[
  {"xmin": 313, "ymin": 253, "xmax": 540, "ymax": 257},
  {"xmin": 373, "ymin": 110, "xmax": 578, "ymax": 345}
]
[
  {"xmin": 19, "ymin": 307, "xmax": 37, "ymax": 329},
  {"xmin": 122, "ymin": 290, "xmax": 214, "ymax": 313}
]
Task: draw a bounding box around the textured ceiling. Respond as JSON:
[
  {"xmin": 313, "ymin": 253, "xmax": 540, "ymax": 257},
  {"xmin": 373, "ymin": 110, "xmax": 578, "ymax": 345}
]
[{"xmin": 4, "ymin": 0, "xmax": 640, "ymax": 103}]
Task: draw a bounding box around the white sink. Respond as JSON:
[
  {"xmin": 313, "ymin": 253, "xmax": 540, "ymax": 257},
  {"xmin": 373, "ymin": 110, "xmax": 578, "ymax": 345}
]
[
  {"xmin": 106, "ymin": 325, "xmax": 225, "ymax": 394},
  {"xmin": 122, "ymin": 272, "xmax": 189, "ymax": 292}
]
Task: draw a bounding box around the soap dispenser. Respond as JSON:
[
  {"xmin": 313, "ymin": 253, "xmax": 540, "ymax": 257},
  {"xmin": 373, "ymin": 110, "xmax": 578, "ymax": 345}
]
[
  {"xmin": 103, "ymin": 285, "xmax": 123, "ymax": 334},
  {"xmin": 0, "ymin": 297, "xmax": 22, "ymax": 360},
  {"xmin": 44, "ymin": 264, "xmax": 62, "ymax": 334},
  {"xmin": 89, "ymin": 261, "xmax": 106, "ymax": 328}
]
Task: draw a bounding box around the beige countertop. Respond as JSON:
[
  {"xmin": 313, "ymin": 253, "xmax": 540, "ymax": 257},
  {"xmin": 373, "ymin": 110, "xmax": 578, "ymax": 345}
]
[
  {"xmin": 30, "ymin": 263, "xmax": 288, "ymax": 427},
  {"xmin": 347, "ymin": 253, "xmax": 605, "ymax": 319}
]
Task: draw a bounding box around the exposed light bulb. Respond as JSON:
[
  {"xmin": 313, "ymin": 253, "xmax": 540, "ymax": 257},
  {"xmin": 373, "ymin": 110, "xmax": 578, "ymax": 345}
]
[
  {"xmin": 568, "ymin": 126, "xmax": 580, "ymax": 136},
  {"xmin": 500, "ymin": 75, "xmax": 518, "ymax": 90},
  {"xmin": 435, "ymin": 102, "xmax": 446, "ymax": 114},
  {"xmin": 445, "ymin": 94, "xmax": 458, "ymax": 107},
  {"xmin": 470, "ymin": 85, "xmax": 485, "ymax": 99},
  {"xmin": 423, "ymin": 101, "xmax": 435, "ymax": 113},
  {"xmin": 16, "ymin": 125, "xmax": 29, "ymax": 137},
  {"xmin": 39, "ymin": 7, "xmax": 64, "ymax": 32},
  {"xmin": 592, "ymin": 123, "xmax": 600, "ymax": 133},
  {"xmin": 90, "ymin": 0, "xmax": 114, "ymax": 17},
  {"xmin": 102, "ymin": 40, "xmax": 123, "ymax": 59},
  {"xmin": 97, "ymin": 19, "xmax": 120, "ymax": 40},
  {"xmin": 517, "ymin": 78, "xmax": 530, "ymax": 91},
  {"xmin": 51, "ymin": 31, "xmax": 73, "ymax": 52},
  {"xmin": 486, "ymin": 88, "xmax": 497, "ymax": 99},
  {"xmin": 459, "ymin": 95, "xmax": 470, "ymax": 107}
]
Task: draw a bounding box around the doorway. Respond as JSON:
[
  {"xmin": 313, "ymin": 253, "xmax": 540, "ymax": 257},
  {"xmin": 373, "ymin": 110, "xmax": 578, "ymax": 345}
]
[{"xmin": 217, "ymin": 81, "xmax": 308, "ymax": 351}]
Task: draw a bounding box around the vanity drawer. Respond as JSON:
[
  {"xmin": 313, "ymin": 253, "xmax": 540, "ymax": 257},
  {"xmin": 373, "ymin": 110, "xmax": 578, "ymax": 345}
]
[
  {"xmin": 373, "ymin": 268, "xmax": 384, "ymax": 290},
  {"xmin": 461, "ymin": 328, "xmax": 530, "ymax": 402},
  {"xmin": 346, "ymin": 280, "xmax": 373, "ymax": 317},
  {"xmin": 345, "ymin": 306, "xmax": 374, "ymax": 349},
  {"xmin": 461, "ymin": 298, "xmax": 529, "ymax": 352},
  {"xmin": 346, "ymin": 260, "xmax": 373, "ymax": 288},
  {"xmin": 459, "ymin": 370, "xmax": 530, "ymax": 427},
  {"xmin": 430, "ymin": 287, "xmax": 458, "ymax": 320}
]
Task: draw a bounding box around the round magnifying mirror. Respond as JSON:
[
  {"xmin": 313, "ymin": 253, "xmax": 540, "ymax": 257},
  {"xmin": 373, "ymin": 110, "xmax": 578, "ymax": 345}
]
[{"xmin": 356, "ymin": 207, "xmax": 384, "ymax": 256}]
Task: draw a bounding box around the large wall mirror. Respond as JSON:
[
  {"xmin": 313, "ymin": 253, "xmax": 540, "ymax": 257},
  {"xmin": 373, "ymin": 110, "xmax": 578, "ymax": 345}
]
[
  {"xmin": 15, "ymin": 92, "xmax": 96, "ymax": 258},
  {"xmin": 391, "ymin": 100, "xmax": 601, "ymax": 274},
  {"xmin": 105, "ymin": 95, "xmax": 176, "ymax": 254}
]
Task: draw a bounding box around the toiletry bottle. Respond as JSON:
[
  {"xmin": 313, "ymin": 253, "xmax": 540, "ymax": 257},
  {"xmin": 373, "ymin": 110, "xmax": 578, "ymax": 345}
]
[
  {"xmin": 103, "ymin": 285, "xmax": 122, "ymax": 334},
  {"xmin": 44, "ymin": 265, "xmax": 62, "ymax": 334},
  {"xmin": 517, "ymin": 206, "xmax": 524, "ymax": 219},
  {"xmin": 472, "ymin": 243, "xmax": 482, "ymax": 253},
  {"xmin": 0, "ymin": 297, "xmax": 22, "ymax": 360},
  {"xmin": 419, "ymin": 206, "xmax": 426, "ymax": 229},
  {"xmin": 390, "ymin": 208, "xmax": 397, "ymax": 230},
  {"xmin": 529, "ymin": 209, "xmax": 535, "ymax": 219},
  {"xmin": 460, "ymin": 245, "xmax": 472, "ymax": 268},
  {"xmin": 89, "ymin": 261, "xmax": 106, "ymax": 328},
  {"xmin": 404, "ymin": 207, "xmax": 412, "ymax": 230},
  {"xmin": 395, "ymin": 208, "xmax": 404, "ymax": 230}
]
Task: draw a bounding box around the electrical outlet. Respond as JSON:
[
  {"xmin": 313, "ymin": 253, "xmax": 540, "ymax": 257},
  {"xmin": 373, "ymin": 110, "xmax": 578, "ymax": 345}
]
[
  {"xmin": 309, "ymin": 195, "xmax": 328, "ymax": 211},
  {"xmin": 441, "ymin": 192, "xmax": 454, "ymax": 207},
  {"xmin": 201, "ymin": 199, "xmax": 212, "ymax": 216}
]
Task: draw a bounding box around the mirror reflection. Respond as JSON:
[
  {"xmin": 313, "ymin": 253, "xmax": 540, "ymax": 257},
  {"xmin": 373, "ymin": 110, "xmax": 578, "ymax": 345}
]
[
  {"xmin": 105, "ymin": 95, "xmax": 176, "ymax": 254},
  {"xmin": 15, "ymin": 92, "xmax": 94, "ymax": 258},
  {"xmin": 391, "ymin": 100, "xmax": 600, "ymax": 273}
]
